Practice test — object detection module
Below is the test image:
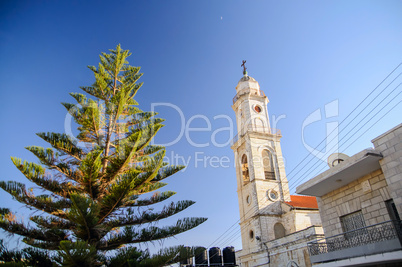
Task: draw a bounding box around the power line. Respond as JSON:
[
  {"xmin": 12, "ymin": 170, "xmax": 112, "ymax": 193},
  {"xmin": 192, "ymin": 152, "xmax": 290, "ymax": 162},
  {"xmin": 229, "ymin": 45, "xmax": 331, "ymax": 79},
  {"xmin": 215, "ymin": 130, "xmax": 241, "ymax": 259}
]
[
  {"xmin": 288, "ymin": 84, "xmax": 402, "ymax": 192},
  {"xmin": 284, "ymin": 62, "xmax": 402, "ymax": 180},
  {"xmin": 291, "ymin": 93, "xmax": 402, "ymax": 186},
  {"xmin": 287, "ymin": 69, "xmax": 402, "ymax": 187},
  {"xmin": 206, "ymin": 189, "xmax": 272, "ymax": 248},
  {"xmin": 285, "ymin": 67, "xmax": 402, "ymax": 189},
  {"xmin": 207, "ymin": 62, "xmax": 402, "ymax": 253}
]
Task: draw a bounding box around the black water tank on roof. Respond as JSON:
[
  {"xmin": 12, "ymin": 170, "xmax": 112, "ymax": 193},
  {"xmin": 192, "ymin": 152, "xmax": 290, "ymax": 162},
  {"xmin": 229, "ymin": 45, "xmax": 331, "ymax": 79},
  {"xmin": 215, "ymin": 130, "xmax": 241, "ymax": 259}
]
[
  {"xmin": 194, "ymin": 246, "xmax": 208, "ymax": 266},
  {"xmin": 209, "ymin": 247, "xmax": 222, "ymax": 266},
  {"xmin": 179, "ymin": 246, "xmax": 193, "ymax": 266},
  {"xmin": 223, "ymin": 246, "xmax": 236, "ymax": 266}
]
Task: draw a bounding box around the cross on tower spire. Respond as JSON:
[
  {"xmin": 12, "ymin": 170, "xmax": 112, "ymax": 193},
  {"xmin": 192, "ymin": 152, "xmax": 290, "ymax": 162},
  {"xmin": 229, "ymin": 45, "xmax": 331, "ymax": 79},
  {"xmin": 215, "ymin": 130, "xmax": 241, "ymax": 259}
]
[{"xmin": 241, "ymin": 60, "xmax": 247, "ymax": 76}]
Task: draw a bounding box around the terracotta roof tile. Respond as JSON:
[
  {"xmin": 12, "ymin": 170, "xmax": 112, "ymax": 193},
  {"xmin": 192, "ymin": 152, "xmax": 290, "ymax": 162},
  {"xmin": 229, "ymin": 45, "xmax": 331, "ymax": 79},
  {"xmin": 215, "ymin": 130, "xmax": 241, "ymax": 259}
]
[{"xmin": 285, "ymin": 195, "xmax": 318, "ymax": 209}]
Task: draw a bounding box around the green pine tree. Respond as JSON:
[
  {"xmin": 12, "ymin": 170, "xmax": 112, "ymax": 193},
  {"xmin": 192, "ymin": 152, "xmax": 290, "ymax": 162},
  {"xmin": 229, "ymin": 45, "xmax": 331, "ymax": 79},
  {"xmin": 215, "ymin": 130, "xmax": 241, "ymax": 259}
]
[{"xmin": 0, "ymin": 45, "xmax": 206, "ymax": 266}]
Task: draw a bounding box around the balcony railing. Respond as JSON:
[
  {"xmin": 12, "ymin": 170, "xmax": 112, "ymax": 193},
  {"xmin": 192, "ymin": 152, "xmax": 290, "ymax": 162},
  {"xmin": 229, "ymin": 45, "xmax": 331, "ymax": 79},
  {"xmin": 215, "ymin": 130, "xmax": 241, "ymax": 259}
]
[
  {"xmin": 233, "ymin": 88, "xmax": 266, "ymax": 104},
  {"xmin": 308, "ymin": 220, "xmax": 402, "ymax": 263},
  {"xmin": 231, "ymin": 127, "xmax": 281, "ymax": 145}
]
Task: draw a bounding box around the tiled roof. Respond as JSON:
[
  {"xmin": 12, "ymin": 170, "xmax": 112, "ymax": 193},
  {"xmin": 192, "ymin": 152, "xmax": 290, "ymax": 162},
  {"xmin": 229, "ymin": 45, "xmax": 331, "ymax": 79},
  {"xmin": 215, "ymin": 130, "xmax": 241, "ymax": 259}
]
[{"xmin": 285, "ymin": 195, "xmax": 318, "ymax": 209}]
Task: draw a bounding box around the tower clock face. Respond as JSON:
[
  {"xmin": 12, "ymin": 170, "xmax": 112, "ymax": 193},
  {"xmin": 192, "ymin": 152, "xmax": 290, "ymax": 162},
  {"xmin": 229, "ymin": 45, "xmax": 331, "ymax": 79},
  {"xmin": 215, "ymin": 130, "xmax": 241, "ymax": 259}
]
[{"xmin": 254, "ymin": 105, "xmax": 262, "ymax": 113}]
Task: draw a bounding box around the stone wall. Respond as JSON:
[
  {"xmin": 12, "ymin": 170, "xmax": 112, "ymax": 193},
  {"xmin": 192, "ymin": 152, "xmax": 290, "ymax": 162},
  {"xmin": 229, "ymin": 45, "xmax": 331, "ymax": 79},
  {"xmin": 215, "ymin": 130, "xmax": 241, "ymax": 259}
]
[
  {"xmin": 268, "ymin": 226, "xmax": 324, "ymax": 267},
  {"xmin": 293, "ymin": 209, "xmax": 322, "ymax": 232},
  {"xmin": 317, "ymin": 169, "xmax": 391, "ymax": 237},
  {"xmin": 236, "ymin": 226, "xmax": 324, "ymax": 267},
  {"xmin": 372, "ymin": 123, "xmax": 402, "ymax": 216}
]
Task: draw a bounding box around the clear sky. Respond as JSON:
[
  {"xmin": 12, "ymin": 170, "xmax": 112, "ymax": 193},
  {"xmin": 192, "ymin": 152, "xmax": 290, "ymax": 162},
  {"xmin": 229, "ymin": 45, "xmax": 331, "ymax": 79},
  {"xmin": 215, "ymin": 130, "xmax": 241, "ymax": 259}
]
[{"xmin": 1, "ymin": 0, "xmax": 401, "ymax": 255}]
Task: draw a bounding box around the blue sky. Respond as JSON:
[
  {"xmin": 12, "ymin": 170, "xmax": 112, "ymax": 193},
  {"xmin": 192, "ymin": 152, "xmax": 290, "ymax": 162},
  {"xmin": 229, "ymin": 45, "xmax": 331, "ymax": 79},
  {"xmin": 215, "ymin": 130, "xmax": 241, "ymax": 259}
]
[{"xmin": 1, "ymin": 0, "xmax": 402, "ymax": 254}]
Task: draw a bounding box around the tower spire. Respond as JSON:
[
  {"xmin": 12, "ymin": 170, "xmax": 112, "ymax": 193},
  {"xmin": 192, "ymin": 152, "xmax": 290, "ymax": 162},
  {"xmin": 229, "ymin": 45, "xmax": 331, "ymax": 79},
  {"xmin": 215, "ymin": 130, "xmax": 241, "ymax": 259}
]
[{"xmin": 241, "ymin": 60, "xmax": 247, "ymax": 76}]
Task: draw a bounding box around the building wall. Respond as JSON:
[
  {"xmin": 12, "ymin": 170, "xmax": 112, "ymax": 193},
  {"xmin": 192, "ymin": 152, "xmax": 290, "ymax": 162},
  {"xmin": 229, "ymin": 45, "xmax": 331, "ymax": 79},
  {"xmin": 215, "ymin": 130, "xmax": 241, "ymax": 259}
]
[
  {"xmin": 317, "ymin": 169, "xmax": 391, "ymax": 237},
  {"xmin": 293, "ymin": 210, "xmax": 322, "ymax": 232},
  {"xmin": 372, "ymin": 123, "xmax": 402, "ymax": 217},
  {"xmin": 257, "ymin": 208, "xmax": 322, "ymax": 240},
  {"xmin": 239, "ymin": 217, "xmax": 262, "ymax": 256},
  {"xmin": 237, "ymin": 226, "xmax": 324, "ymax": 267},
  {"xmin": 268, "ymin": 226, "xmax": 324, "ymax": 267}
]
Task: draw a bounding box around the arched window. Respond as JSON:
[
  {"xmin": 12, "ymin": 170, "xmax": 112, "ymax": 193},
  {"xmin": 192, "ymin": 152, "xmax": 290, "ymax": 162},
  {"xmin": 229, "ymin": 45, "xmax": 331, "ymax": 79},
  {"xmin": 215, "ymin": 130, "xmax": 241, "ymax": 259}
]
[
  {"xmin": 262, "ymin": 150, "xmax": 275, "ymax": 180},
  {"xmin": 249, "ymin": 230, "xmax": 254, "ymax": 240},
  {"xmin": 274, "ymin": 223, "xmax": 286, "ymax": 239},
  {"xmin": 241, "ymin": 154, "xmax": 249, "ymax": 182}
]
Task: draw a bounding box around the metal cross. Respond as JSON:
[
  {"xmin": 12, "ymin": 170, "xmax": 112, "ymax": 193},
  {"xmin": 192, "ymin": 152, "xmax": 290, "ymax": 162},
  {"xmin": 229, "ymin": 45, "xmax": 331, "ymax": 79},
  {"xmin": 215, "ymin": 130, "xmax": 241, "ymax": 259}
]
[{"xmin": 241, "ymin": 60, "xmax": 247, "ymax": 73}]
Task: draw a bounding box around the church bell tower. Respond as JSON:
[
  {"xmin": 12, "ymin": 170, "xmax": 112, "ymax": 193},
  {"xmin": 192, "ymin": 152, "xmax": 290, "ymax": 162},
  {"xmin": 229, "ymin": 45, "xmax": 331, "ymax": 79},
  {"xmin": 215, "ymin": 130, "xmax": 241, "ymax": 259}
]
[{"xmin": 231, "ymin": 62, "xmax": 291, "ymax": 255}]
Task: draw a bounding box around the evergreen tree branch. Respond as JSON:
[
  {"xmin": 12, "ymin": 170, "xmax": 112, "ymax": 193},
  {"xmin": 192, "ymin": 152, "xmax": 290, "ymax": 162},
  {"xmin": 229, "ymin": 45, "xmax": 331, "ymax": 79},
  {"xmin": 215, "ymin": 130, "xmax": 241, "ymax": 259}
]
[
  {"xmin": 79, "ymin": 149, "xmax": 103, "ymax": 198},
  {"xmin": 0, "ymin": 210, "xmax": 68, "ymax": 243},
  {"xmin": 36, "ymin": 133, "xmax": 83, "ymax": 161},
  {"xmin": 24, "ymin": 146, "xmax": 82, "ymax": 183},
  {"xmin": 57, "ymin": 240, "xmax": 98, "ymax": 267},
  {"xmin": 66, "ymin": 194, "xmax": 99, "ymax": 241},
  {"xmin": 98, "ymin": 217, "xmax": 207, "ymax": 250},
  {"xmin": 22, "ymin": 238, "xmax": 61, "ymax": 250},
  {"xmin": 11, "ymin": 157, "xmax": 80, "ymax": 198},
  {"xmin": 97, "ymin": 150, "xmax": 165, "ymax": 225},
  {"xmin": 122, "ymin": 190, "xmax": 176, "ymax": 207},
  {"xmin": 0, "ymin": 181, "xmax": 69, "ymax": 219},
  {"xmin": 105, "ymin": 200, "xmax": 195, "ymax": 228},
  {"xmin": 136, "ymin": 182, "xmax": 168, "ymax": 195},
  {"xmin": 30, "ymin": 215, "xmax": 75, "ymax": 230}
]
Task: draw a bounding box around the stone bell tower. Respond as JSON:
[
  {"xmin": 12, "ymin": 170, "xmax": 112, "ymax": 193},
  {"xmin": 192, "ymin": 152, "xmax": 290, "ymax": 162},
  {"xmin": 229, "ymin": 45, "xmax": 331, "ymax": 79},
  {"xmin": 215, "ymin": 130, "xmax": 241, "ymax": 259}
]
[{"xmin": 231, "ymin": 62, "xmax": 291, "ymax": 256}]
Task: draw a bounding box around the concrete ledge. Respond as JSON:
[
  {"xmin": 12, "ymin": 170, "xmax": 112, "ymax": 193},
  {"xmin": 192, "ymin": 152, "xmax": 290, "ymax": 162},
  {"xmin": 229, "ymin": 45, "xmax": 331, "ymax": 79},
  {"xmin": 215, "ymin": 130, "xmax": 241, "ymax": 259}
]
[
  {"xmin": 296, "ymin": 149, "xmax": 382, "ymax": 197},
  {"xmin": 311, "ymin": 238, "xmax": 401, "ymax": 264},
  {"xmin": 312, "ymin": 249, "xmax": 402, "ymax": 267}
]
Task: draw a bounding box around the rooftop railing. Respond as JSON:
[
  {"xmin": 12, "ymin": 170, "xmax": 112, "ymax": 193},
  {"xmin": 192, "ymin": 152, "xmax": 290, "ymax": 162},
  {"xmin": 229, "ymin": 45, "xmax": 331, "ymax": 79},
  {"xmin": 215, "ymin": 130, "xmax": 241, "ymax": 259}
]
[
  {"xmin": 233, "ymin": 88, "xmax": 266, "ymax": 104},
  {"xmin": 308, "ymin": 220, "xmax": 402, "ymax": 263}
]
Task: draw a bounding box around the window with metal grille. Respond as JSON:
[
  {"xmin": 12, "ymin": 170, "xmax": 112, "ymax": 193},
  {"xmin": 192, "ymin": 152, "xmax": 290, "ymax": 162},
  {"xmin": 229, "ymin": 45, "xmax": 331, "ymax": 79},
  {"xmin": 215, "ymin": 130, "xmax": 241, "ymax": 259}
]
[{"xmin": 340, "ymin": 211, "xmax": 366, "ymax": 239}]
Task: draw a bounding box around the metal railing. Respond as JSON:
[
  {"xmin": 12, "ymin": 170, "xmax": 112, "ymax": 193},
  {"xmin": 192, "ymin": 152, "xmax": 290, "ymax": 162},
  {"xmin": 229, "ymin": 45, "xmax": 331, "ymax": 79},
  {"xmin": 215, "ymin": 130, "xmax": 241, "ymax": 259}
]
[
  {"xmin": 308, "ymin": 220, "xmax": 402, "ymax": 257},
  {"xmin": 233, "ymin": 89, "xmax": 266, "ymax": 104},
  {"xmin": 231, "ymin": 127, "xmax": 281, "ymax": 145}
]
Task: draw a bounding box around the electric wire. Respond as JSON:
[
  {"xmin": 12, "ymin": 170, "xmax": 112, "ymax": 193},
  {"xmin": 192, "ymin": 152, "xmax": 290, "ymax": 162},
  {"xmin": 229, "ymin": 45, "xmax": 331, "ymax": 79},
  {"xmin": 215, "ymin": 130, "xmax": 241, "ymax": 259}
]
[
  {"xmin": 204, "ymin": 192, "xmax": 273, "ymax": 257},
  {"xmin": 286, "ymin": 69, "xmax": 402, "ymax": 188},
  {"xmin": 206, "ymin": 193, "xmax": 271, "ymax": 247},
  {"xmin": 288, "ymin": 84, "xmax": 402, "ymax": 192},
  {"xmin": 214, "ymin": 91, "xmax": 402, "ymax": 259},
  {"xmin": 203, "ymin": 62, "xmax": 402, "ymax": 256},
  {"xmin": 205, "ymin": 82, "xmax": 402, "ymax": 260},
  {"xmin": 289, "ymin": 92, "xmax": 402, "ymax": 188},
  {"xmin": 284, "ymin": 62, "xmax": 402, "ymax": 180}
]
